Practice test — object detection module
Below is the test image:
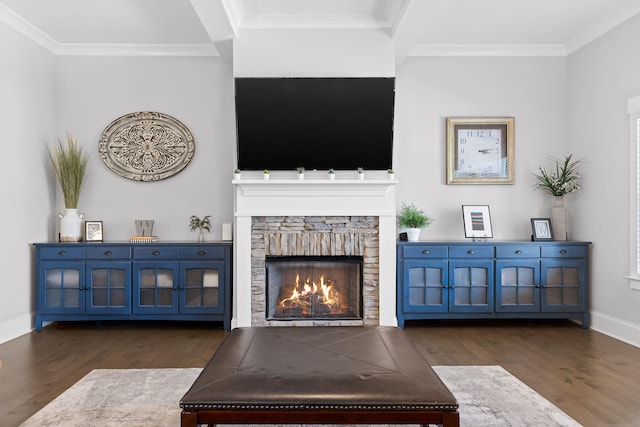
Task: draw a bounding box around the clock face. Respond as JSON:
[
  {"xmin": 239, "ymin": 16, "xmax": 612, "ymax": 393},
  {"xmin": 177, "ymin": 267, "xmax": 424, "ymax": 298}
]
[{"xmin": 455, "ymin": 128, "xmax": 505, "ymax": 178}]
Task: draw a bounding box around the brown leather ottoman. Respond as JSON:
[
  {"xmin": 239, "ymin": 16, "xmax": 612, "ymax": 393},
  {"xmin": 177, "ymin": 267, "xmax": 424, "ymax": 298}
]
[{"xmin": 180, "ymin": 326, "xmax": 459, "ymax": 427}]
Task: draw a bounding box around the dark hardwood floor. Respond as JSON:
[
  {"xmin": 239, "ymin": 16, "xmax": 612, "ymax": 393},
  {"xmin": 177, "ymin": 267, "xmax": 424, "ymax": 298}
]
[{"xmin": 1, "ymin": 320, "xmax": 639, "ymax": 426}]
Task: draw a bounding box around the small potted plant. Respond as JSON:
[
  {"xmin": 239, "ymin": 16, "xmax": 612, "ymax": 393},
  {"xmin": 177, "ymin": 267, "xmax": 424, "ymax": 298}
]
[
  {"xmin": 189, "ymin": 215, "xmax": 212, "ymax": 242},
  {"xmin": 297, "ymin": 166, "xmax": 305, "ymax": 180},
  {"xmin": 357, "ymin": 167, "xmax": 365, "ymax": 180},
  {"xmin": 233, "ymin": 168, "xmax": 241, "ymax": 180},
  {"xmin": 387, "ymin": 169, "xmax": 394, "ymax": 180},
  {"xmin": 398, "ymin": 203, "xmax": 433, "ymax": 242},
  {"xmin": 263, "ymin": 169, "xmax": 270, "ymax": 180},
  {"xmin": 328, "ymin": 168, "xmax": 335, "ymax": 180}
]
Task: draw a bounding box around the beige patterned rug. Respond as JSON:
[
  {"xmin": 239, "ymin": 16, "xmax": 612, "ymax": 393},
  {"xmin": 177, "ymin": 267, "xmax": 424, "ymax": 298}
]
[{"xmin": 20, "ymin": 366, "xmax": 581, "ymax": 427}]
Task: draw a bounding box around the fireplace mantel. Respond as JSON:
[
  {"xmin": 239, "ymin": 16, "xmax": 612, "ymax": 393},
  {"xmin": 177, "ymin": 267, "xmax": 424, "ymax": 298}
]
[{"xmin": 233, "ymin": 179, "xmax": 398, "ymax": 329}]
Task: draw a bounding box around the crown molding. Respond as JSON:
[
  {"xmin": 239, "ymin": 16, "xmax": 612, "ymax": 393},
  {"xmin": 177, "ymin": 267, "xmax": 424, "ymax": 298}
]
[
  {"xmin": 52, "ymin": 43, "xmax": 219, "ymax": 57},
  {"xmin": 566, "ymin": 4, "xmax": 640, "ymax": 55},
  {"xmin": 0, "ymin": 3, "xmax": 57, "ymax": 52},
  {"xmin": 408, "ymin": 44, "xmax": 567, "ymax": 57}
]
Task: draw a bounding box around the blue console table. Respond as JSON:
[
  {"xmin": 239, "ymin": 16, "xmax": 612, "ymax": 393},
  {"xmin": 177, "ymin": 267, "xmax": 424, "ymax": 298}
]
[
  {"xmin": 33, "ymin": 242, "xmax": 232, "ymax": 331},
  {"xmin": 397, "ymin": 241, "xmax": 590, "ymax": 328}
]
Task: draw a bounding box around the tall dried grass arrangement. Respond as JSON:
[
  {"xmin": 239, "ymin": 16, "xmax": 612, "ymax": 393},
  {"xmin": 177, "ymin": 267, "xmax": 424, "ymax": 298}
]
[{"xmin": 48, "ymin": 134, "xmax": 89, "ymax": 209}]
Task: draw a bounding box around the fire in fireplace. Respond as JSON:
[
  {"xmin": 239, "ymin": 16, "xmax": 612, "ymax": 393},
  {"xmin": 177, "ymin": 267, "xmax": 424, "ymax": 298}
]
[{"xmin": 266, "ymin": 256, "xmax": 363, "ymax": 321}]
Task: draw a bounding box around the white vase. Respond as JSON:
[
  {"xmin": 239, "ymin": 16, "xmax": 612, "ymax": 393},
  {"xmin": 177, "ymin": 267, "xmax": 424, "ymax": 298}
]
[
  {"xmin": 551, "ymin": 196, "xmax": 568, "ymax": 241},
  {"xmin": 233, "ymin": 173, "xmax": 241, "ymax": 180},
  {"xmin": 358, "ymin": 173, "xmax": 365, "ymax": 180},
  {"xmin": 263, "ymin": 174, "xmax": 270, "ymax": 180},
  {"xmin": 298, "ymin": 174, "xmax": 304, "ymax": 180},
  {"xmin": 406, "ymin": 228, "xmax": 421, "ymax": 242},
  {"xmin": 329, "ymin": 174, "xmax": 335, "ymax": 180},
  {"xmin": 59, "ymin": 208, "xmax": 83, "ymax": 242}
]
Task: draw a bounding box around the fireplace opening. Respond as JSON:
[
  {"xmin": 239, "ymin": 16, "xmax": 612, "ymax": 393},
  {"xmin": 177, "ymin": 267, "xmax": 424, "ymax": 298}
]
[{"xmin": 266, "ymin": 256, "xmax": 363, "ymax": 321}]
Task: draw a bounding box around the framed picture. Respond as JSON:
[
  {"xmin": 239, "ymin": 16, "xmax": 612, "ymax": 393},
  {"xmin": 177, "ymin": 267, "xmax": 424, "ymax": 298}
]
[
  {"xmin": 531, "ymin": 218, "xmax": 554, "ymax": 241},
  {"xmin": 446, "ymin": 117, "xmax": 515, "ymax": 184},
  {"xmin": 85, "ymin": 221, "xmax": 103, "ymax": 242},
  {"xmin": 462, "ymin": 205, "xmax": 493, "ymax": 239}
]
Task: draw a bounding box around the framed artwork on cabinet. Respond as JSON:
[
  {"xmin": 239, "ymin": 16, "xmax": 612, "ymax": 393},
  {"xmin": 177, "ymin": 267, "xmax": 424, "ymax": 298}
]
[
  {"xmin": 446, "ymin": 117, "xmax": 515, "ymax": 184},
  {"xmin": 462, "ymin": 205, "xmax": 493, "ymax": 239},
  {"xmin": 531, "ymin": 218, "xmax": 554, "ymax": 241},
  {"xmin": 85, "ymin": 221, "xmax": 103, "ymax": 242}
]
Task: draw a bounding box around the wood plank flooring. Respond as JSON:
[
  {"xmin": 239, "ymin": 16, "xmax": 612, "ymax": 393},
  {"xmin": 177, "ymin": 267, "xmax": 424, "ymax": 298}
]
[{"xmin": 0, "ymin": 320, "xmax": 639, "ymax": 426}]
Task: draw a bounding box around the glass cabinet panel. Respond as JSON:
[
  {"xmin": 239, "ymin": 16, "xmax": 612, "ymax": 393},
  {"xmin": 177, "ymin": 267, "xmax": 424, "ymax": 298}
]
[{"xmin": 45, "ymin": 267, "xmax": 81, "ymax": 308}]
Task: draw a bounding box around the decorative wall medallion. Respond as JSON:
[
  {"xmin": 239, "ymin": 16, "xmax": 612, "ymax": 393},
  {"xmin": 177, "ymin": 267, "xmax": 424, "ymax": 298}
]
[{"xmin": 99, "ymin": 111, "xmax": 195, "ymax": 181}]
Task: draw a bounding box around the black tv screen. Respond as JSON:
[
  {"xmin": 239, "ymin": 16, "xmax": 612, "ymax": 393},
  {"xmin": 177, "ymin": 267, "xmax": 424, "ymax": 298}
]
[{"xmin": 235, "ymin": 77, "xmax": 395, "ymax": 171}]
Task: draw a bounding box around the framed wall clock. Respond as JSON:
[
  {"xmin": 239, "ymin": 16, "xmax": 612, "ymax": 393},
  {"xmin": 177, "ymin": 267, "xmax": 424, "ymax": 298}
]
[{"xmin": 446, "ymin": 117, "xmax": 515, "ymax": 184}]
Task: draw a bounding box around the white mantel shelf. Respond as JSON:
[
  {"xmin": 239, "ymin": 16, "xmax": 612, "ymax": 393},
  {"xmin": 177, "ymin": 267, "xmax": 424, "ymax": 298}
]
[{"xmin": 232, "ymin": 179, "xmax": 398, "ymax": 329}]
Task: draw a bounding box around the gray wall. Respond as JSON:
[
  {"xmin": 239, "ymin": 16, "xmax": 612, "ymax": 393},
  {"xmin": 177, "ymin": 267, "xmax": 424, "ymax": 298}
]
[{"xmin": 2, "ymin": 15, "xmax": 640, "ymax": 346}]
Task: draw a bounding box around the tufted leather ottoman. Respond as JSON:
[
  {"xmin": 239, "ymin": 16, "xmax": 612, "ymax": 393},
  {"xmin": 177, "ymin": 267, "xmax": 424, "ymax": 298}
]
[{"xmin": 180, "ymin": 326, "xmax": 459, "ymax": 427}]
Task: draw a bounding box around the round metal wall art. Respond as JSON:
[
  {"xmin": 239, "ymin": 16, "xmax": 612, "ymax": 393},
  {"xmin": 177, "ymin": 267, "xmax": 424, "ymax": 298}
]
[{"xmin": 99, "ymin": 111, "xmax": 195, "ymax": 181}]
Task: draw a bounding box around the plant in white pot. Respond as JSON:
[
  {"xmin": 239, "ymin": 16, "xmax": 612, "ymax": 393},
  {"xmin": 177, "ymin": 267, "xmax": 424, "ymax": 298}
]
[
  {"xmin": 48, "ymin": 134, "xmax": 89, "ymax": 242},
  {"xmin": 398, "ymin": 203, "xmax": 433, "ymax": 242}
]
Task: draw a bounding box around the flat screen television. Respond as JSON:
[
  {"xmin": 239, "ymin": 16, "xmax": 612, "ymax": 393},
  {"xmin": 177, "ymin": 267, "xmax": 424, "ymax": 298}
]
[{"xmin": 234, "ymin": 77, "xmax": 395, "ymax": 171}]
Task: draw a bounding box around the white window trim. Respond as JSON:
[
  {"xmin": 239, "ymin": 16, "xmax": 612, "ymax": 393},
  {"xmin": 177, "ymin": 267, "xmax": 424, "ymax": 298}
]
[{"xmin": 627, "ymin": 95, "xmax": 640, "ymax": 290}]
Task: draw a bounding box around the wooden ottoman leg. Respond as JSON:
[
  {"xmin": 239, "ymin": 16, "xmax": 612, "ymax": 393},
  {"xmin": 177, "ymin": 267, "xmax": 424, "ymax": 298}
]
[
  {"xmin": 441, "ymin": 411, "xmax": 460, "ymax": 427},
  {"xmin": 181, "ymin": 410, "xmax": 197, "ymax": 427}
]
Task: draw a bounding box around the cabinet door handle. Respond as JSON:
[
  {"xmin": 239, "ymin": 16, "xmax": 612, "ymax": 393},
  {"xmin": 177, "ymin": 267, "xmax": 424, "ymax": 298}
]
[
  {"xmin": 104, "ymin": 250, "xmax": 113, "ymax": 256},
  {"xmin": 58, "ymin": 250, "xmax": 67, "ymax": 256},
  {"xmin": 467, "ymin": 250, "xmax": 474, "ymax": 255},
  {"xmin": 198, "ymin": 251, "xmax": 206, "ymax": 256},
  {"xmin": 422, "ymin": 250, "xmax": 430, "ymax": 255},
  {"xmin": 515, "ymin": 250, "xmax": 522, "ymax": 254},
  {"xmin": 152, "ymin": 250, "xmax": 161, "ymax": 256},
  {"xmin": 560, "ymin": 249, "xmax": 567, "ymax": 254}
]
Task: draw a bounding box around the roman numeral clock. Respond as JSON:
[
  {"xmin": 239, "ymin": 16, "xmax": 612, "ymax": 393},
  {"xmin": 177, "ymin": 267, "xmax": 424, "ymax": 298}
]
[{"xmin": 446, "ymin": 117, "xmax": 515, "ymax": 184}]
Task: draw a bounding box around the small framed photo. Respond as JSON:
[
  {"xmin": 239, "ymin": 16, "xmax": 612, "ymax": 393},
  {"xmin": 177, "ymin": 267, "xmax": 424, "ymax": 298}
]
[
  {"xmin": 85, "ymin": 221, "xmax": 103, "ymax": 242},
  {"xmin": 446, "ymin": 117, "xmax": 515, "ymax": 184},
  {"xmin": 531, "ymin": 218, "xmax": 554, "ymax": 241},
  {"xmin": 462, "ymin": 205, "xmax": 493, "ymax": 239}
]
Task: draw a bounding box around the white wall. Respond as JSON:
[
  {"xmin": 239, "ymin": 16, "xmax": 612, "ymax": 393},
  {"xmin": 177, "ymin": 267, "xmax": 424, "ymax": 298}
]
[
  {"xmin": 53, "ymin": 56, "xmax": 236, "ymax": 241},
  {"xmin": 568, "ymin": 13, "xmax": 640, "ymax": 345},
  {"xmin": 0, "ymin": 21, "xmax": 55, "ymax": 343},
  {"xmin": 394, "ymin": 56, "xmax": 569, "ymax": 241}
]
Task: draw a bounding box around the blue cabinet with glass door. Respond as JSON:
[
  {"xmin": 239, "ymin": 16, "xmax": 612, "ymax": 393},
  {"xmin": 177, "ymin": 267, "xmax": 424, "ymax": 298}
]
[
  {"xmin": 397, "ymin": 241, "xmax": 590, "ymax": 328},
  {"xmin": 34, "ymin": 242, "xmax": 232, "ymax": 331}
]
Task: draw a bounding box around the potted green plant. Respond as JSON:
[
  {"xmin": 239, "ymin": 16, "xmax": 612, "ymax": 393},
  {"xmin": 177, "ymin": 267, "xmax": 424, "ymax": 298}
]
[
  {"xmin": 387, "ymin": 169, "xmax": 394, "ymax": 180},
  {"xmin": 189, "ymin": 215, "xmax": 212, "ymax": 242},
  {"xmin": 297, "ymin": 166, "xmax": 305, "ymax": 180},
  {"xmin": 398, "ymin": 203, "xmax": 433, "ymax": 242},
  {"xmin": 357, "ymin": 167, "xmax": 365, "ymax": 180},
  {"xmin": 328, "ymin": 168, "xmax": 335, "ymax": 180},
  {"xmin": 233, "ymin": 168, "xmax": 241, "ymax": 180},
  {"xmin": 263, "ymin": 169, "xmax": 270, "ymax": 180},
  {"xmin": 48, "ymin": 134, "xmax": 89, "ymax": 242}
]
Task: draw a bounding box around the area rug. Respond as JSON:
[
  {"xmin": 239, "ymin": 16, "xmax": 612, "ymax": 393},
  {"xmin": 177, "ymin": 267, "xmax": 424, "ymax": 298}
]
[{"xmin": 20, "ymin": 366, "xmax": 581, "ymax": 427}]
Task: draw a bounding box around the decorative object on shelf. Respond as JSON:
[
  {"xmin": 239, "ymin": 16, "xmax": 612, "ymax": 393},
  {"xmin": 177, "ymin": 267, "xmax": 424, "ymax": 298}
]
[
  {"xmin": 233, "ymin": 168, "xmax": 241, "ymax": 180},
  {"xmin": 84, "ymin": 220, "xmax": 104, "ymax": 242},
  {"xmin": 131, "ymin": 219, "xmax": 155, "ymax": 242},
  {"xmin": 297, "ymin": 166, "xmax": 305, "ymax": 180},
  {"xmin": 263, "ymin": 169, "xmax": 270, "ymax": 180},
  {"xmin": 462, "ymin": 205, "xmax": 493, "ymax": 240},
  {"xmin": 189, "ymin": 215, "xmax": 212, "ymax": 242},
  {"xmin": 328, "ymin": 168, "xmax": 335, "ymax": 180},
  {"xmin": 446, "ymin": 117, "xmax": 515, "ymax": 184},
  {"xmin": 387, "ymin": 169, "xmax": 394, "ymax": 180},
  {"xmin": 530, "ymin": 218, "xmax": 554, "ymax": 241},
  {"xmin": 357, "ymin": 167, "xmax": 365, "ymax": 180},
  {"xmin": 533, "ymin": 154, "xmax": 582, "ymax": 241},
  {"xmin": 99, "ymin": 111, "xmax": 195, "ymax": 181},
  {"xmin": 48, "ymin": 134, "xmax": 89, "ymax": 242},
  {"xmin": 398, "ymin": 202, "xmax": 433, "ymax": 242}
]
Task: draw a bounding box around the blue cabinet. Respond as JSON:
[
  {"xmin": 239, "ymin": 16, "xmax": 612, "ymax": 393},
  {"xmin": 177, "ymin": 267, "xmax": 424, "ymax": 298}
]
[
  {"xmin": 34, "ymin": 242, "xmax": 232, "ymax": 331},
  {"xmin": 397, "ymin": 241, "xmax": 590, "ymax": 328}
]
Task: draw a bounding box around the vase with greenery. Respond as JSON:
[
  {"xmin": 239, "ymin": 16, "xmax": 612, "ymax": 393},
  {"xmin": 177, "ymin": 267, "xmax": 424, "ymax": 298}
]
[
  {"xmin": 398, "ymin": 203, "xmax": 433, "ymax": 242},
  {"xmin": 48, "ymin": 134, "xmax": 89, "ymax": 242},
  {"xmin": 533, "ymin": 154, "xmax": 582, "ymax": 241},
  {"xmin": 297, "ymin": 166, "xmax": 305, "ymax": 180},
  {"xmin": 328, "ymin": 168, "xmax": 335, "ymax": 180},
  {"xmin": 233, "ymin": 168, "xmax": 241, "ymax": 180},
  {"xmin": 263, "ymin": 169, "xmax": 270, "ymax": 180},
  {"xmin": 189, "ymin": 215, "xmax": 212, "ymax": 242}
]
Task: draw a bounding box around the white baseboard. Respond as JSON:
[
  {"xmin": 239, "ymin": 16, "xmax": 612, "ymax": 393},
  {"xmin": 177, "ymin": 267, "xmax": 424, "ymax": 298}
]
[
  {"xmin": 590, "ymin": 310, "xmax": 640, "ymax": 348},
  {"xmin": 0, "ymin": 313, "xmax": 32, "ymax": 345}
]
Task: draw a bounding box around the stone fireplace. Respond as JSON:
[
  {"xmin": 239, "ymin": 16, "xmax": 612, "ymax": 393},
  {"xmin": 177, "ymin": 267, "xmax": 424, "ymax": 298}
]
[{"xmin": 233, "ymin": 177, "xmax": 397, "ymax": 328}]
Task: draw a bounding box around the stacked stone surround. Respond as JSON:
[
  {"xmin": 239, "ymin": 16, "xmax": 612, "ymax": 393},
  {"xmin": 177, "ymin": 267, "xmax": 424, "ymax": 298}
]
[{"xmin": 251, "ymin": 215, "xmax": 379, "ymax": 326}]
